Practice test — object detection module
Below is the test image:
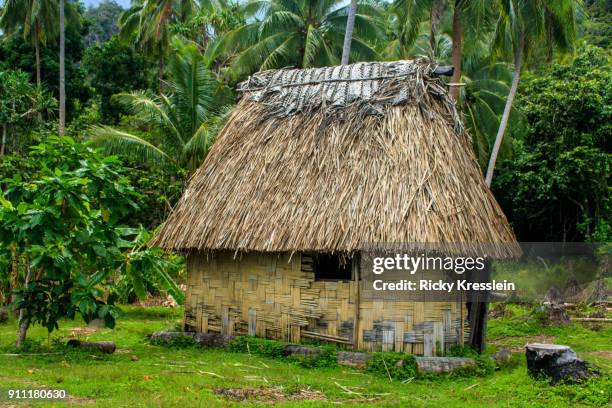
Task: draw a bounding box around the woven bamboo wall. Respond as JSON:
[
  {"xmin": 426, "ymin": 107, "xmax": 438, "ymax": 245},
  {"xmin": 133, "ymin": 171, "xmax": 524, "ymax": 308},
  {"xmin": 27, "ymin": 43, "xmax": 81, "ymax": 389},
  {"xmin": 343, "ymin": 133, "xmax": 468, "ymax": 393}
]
[{"xmin": 184, "ymin": 251, "xmax": 469, "ymax": 355}]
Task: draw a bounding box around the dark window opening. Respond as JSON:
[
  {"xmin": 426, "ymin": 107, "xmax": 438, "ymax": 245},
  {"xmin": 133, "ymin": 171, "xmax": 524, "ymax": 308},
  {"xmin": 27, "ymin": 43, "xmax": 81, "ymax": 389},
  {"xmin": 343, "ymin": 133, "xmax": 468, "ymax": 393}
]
[{"xmin": 306, "ymin": 253, "xmax": 352, "ymax": 281}]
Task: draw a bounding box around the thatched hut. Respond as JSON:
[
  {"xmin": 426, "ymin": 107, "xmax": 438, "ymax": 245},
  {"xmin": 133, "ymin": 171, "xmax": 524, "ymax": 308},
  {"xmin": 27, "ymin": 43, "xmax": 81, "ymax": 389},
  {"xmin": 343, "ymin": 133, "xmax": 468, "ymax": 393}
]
[{"xmin": 152, "ymin": 59, "xmax": 518, "ymax": 354}]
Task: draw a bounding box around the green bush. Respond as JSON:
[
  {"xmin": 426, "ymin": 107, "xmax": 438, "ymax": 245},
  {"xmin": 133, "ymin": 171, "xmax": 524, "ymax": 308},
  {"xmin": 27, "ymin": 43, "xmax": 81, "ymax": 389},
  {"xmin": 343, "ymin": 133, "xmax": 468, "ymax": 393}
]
[
  {"xmin": 366, "ymin": 352, "xmax": 417, "ymax": 381},
  {"xmin": 288, "ymin": 345, "xmax": 337, "ymax": 368},
  {"xmin": 446, "ymin": 345, "xmax": 480, "ymax": 358},
  {"xmin": 226, "ymin": 336, "xmax": 286, "ymax": 358},
  {"xmin": 227, "ymin": 336, "xmax": 339, "ymax": 368},
  {"xmin": 449, "ymin": 356, "xmax": 496, "ymax": 378}
]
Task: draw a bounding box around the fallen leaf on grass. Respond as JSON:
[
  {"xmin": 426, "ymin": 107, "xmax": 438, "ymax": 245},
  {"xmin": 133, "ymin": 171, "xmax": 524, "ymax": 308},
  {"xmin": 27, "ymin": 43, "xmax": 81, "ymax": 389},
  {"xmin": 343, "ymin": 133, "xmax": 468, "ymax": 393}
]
[
  {"xmin": 464, "ymin": 383, "xmax": 480, "ymax": 391},
  {"xmin": 196, "ymin": 370, "xmax": 224, "ymax": 379}
]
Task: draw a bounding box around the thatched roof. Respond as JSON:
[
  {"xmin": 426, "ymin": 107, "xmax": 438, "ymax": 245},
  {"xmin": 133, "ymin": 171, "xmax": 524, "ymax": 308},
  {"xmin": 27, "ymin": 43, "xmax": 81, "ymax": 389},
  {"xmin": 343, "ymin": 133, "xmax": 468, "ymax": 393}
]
[{"xmin": 151, "ymin": 59, "xmax": 519, "ymax": 258}]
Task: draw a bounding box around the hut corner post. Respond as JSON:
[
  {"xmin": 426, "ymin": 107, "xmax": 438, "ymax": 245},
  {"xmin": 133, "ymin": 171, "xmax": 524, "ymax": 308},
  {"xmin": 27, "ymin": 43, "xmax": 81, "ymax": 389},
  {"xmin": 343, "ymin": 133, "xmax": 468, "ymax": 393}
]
[
  {"xmin": 468, "ymin": 259, "xmax": 491, "ymax": 353},
  {"xmin": 353, "ymin": 253, "xmax": 361, "ymax": 350}
]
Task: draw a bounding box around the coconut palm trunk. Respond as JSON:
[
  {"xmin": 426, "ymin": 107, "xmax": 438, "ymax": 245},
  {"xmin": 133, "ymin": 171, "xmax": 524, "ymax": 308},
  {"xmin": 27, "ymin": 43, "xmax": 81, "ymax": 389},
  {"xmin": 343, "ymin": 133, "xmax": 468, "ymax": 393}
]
[
  {"xmin": 59, "ymin": 0, "xmax": 66, "ymax": 135},
  {"xmin": 449, "ymin": 0, "xmax": 462, "ymax": 101},
  {"xmin": 158, "ymin": 52, "xmax": 164, "ymax": 94},
  {"xmin": 1, "ymin": 124, "xmax": 6, "ymax": 156},
  {"xmin": 35, "ymin": 21, "xmax": 42, "ymax": 88},
  {"xmin": 485, "ymin": 31, "xmax": 524, "ymax": 186},
  {"xmin": 429, "ymin": 0, "xmax": 446, "ymax": 58},
  {"xmin": 341, "ymin": 0, "xmax": 357, "ymax": 65}
]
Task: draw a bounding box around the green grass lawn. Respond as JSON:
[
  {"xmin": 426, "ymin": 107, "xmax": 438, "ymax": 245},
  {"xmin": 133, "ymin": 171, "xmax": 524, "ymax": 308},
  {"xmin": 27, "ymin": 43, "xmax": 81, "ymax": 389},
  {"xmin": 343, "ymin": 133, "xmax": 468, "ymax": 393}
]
[{"xmin": 0, "ymin": 305, "xmax": 610, "ymax": 407}]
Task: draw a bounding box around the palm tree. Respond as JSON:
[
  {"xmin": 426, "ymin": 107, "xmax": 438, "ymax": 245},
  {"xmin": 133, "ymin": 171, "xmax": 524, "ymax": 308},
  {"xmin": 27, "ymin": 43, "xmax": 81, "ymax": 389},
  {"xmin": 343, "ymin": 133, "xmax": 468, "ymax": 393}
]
[
  {"xmin": 182, "ymin": 0, "xmax": 239, "ymax": 49},
  {"xmin": 59, "ymin": 0, "xmax": 65, "ymax": 135},
  {"xmin": 461, "ymin": 57, "xmax": 517, "ymax": 168},
  {"xmin": 0, "ymin": 0, "xmax": 58, "ymax": 88},
  {"xmin": 382, "ymin": 2, "xmax": 515, "ymax": 170},
  {"xmin": 484, "ymin": 0, "xmax": 581, "ymax": 186},
  {"xmin": 119, "ymin": 0, "xmax": 198, "ymax": 92},
  {"xmin": 449, "ymin": 0, "xmax": 462, "ymax": 101},
  {"xmin": 446, "ymin": 0, "xmax": 494, "ymax": 101},
  {"xmin": 88, "ymin": 39, "xmax": 229, "ymax": 170},
  {"xmin": 382, "ymin": 0, "xmax": 438, "ymax": 60},
  {"xmin": 341, "ymin": 0, "xmax": 358, "ymax": 64},
  {"xmin": 220, "ymin": 0, "xmax": 382, "ymax": 77},
  {"xmin": 429, "ymin": 0, "xmax": 447, "ymax": 54}
]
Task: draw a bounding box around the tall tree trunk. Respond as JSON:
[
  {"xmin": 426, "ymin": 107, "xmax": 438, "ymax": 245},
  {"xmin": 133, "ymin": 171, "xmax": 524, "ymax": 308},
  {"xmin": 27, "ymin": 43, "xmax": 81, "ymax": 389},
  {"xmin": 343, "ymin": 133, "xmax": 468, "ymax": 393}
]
[
  {"xmin": 449, "ymin": 0, "xmax": 462, "ymax": 101},
  {"xmin": 34, "ymin": 21, "xmax": 42, "ymax": 88},
  {"xmin": 15, "ymin": 264, "xmax": 33, "ymax": 349},
  {"xmin": 341, "ymin": 0, "xmax": 357, "ymax": 65},
  {"xmin": 59, "ymin": 0, "xmax": 66, "ymax": 136},
  {"xmin": 485, "ymin": 31, "xmax": 525, "ymax": 187},
  {"xmin": 430, "ymin": 0, "xmax": 446, "ymax": 59},
  {"xmin": 546, "ymin": 22, "xmax": 553, "ymax": 63},
  {"xmin": 35, "ymin": 21, "xmax": 43, "ymax": 122},
  {"xmin": 158, "ymin": 52, "xmax": 164, "ymax": 94},
  {"xmin": 1, "ymin": 124, "xmax": 6, "ymax": 156}
]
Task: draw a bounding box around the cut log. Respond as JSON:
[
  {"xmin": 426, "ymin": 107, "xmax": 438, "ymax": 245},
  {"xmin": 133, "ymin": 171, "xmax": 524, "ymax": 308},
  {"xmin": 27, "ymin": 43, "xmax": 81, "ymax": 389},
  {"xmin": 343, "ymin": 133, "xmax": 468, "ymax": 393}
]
[
  {"xmin": 572, "ymin": 318, "xmax": 612, "ymax": 323},
  {"xmin": 525, "ymin": 343, "xmax": 596, "ymax": 384},
  {"xmin": 66, "ymin": 339, "xmax": 116, "ymax": 354},
  {"xmin": 415, "ymin": 357, "xmax": 476, "ymax": 374}
]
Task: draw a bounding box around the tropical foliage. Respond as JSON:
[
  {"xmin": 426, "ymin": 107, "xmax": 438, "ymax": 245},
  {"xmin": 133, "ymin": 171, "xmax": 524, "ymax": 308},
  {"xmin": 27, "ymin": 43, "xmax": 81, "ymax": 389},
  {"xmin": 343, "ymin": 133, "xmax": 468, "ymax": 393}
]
[
  {"xmin": 118, "ymin": 0, "xmax": 197, "ymax": 90},
  {"xmin": 88, "ymin": 38, "xmax": 231, "ymax": 170},
  {"xmin": 0, "ymin": 137, "xmax": 183, "ymax": 345},
  {"xmin": 493, "ymin": 46, "xmax": 611, "ymax": 242},
  {"xmin": 219, "ymin": 0, "xmax": 382, "ymax": 76},
  {"xmin": 0, "ymin": 70, "xmax": 55, "ymax": 155},
  {"xmin": 485, "ymin": 0, "xmax": 583, "ymax": 185}
]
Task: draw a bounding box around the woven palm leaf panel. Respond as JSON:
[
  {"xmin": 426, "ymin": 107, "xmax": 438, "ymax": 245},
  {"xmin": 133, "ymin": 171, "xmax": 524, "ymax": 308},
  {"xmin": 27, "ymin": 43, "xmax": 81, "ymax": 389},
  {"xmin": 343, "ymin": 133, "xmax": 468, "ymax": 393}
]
[{"xmin": 184, "ymin": 251, "xmax": 469, "ymax": 354}]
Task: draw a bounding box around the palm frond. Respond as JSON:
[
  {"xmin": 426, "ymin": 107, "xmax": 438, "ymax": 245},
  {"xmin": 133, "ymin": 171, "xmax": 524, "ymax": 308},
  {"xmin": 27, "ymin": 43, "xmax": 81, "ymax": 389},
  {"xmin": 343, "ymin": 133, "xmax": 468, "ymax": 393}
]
[
  {"xmin": 111, "ymin": 91, "xmax": 184, "ymax": 144},
  {"xmin": 182, "ymin": 105, "xmax": 232, "ymax": 170},
  {"xmin": 88, "ymin": 126, "xmax": 175, "ymax": 166}
]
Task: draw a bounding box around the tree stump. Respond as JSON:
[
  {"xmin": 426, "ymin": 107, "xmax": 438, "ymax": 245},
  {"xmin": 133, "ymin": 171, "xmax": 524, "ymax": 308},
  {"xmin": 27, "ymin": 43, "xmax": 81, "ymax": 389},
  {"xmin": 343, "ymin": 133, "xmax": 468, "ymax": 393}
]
[
  {"xmin": 563, "ymin": 272, "xmax": 583, "ymax": 303},
  {"xmin": 525, "ymin": 343, "xmax": 595, "ymax": 384},
  {"xmin": 66, "ymin": 339, "xmax": 116, "ymax": 354},
  {"xmin": 541, "ymin": 287, "xmax": 569, "ymax": 324}
]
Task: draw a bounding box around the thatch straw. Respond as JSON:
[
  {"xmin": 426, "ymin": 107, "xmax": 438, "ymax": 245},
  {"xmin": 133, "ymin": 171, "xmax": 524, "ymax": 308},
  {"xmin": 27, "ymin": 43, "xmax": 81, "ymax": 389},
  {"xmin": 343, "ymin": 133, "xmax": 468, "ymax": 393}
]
[{"xmin": 151, "ymin": 60, "xmax": 519, "ymax": 258}]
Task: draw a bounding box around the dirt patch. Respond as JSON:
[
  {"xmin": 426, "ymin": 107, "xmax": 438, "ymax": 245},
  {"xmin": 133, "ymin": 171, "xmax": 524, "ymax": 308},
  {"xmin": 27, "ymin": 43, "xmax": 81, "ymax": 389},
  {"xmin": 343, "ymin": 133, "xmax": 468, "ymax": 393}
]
[
  {"xmin": 69, "ymin": 327, "xmax": 98, "ymax": 337},
  {"xmin": 64, "ymin": 395, "xmax": 96, "ymax": 405},
  {"xmin": 215, "ymin": 386, "xmax": 325, "ymax": 403},
  {"xmin": 490, "ymin": 335, "xmax": 556, "ymax": 352},
  {"xmin": 583, "ymin": 350, "xmax": 612, "ymax": 359},
  {"xmin": 0, "ymin": 375, "xmax": 37, "ymax": 386}
]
